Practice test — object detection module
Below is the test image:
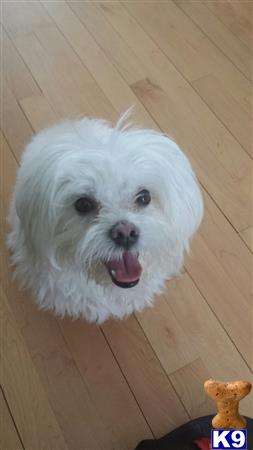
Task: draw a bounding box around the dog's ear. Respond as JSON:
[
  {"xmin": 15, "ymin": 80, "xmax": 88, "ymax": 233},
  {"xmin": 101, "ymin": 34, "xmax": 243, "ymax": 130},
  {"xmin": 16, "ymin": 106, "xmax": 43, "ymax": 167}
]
[
  {"xmin": 121, "ymin": 127, "xmax": 203, "ymax": 248},
  {"xmin": 153, "ymin": 136, "xmax": 204, "ymax": 248},
  {"xmin": 14, "ymin": 145, "xmax": 60, "ymax": 262}
]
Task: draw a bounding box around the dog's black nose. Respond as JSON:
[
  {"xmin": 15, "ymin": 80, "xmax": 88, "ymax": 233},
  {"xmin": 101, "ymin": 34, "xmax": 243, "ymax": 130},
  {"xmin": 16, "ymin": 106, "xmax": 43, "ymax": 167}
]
[{"xmin": 109, "ymin": 221, "xmax": 139, "ymax": 249}]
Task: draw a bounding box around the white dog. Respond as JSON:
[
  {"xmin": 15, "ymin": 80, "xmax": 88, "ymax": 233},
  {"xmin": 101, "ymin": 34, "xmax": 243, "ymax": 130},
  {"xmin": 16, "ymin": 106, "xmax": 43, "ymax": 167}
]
[{"xmin": 7, "ymin": 113, "xmax": 203, "ymax": 323}]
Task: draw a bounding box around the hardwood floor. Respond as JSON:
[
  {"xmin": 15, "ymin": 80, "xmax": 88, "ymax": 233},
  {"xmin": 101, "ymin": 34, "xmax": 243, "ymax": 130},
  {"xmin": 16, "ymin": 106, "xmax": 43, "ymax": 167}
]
[{"xmin": 1, "ymin": 1, "xmax": 252, "ymax": 449}]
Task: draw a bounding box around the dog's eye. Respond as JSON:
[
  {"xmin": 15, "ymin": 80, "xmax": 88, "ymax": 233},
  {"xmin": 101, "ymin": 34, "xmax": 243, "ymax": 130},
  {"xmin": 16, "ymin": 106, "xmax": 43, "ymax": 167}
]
[
  {"xmin": 74, "ymin": 197, "xmax": 95, "ymax": 214},
  {"xmin": 135, "ymin": 189, "xmax": 151, "ymax": 207}
]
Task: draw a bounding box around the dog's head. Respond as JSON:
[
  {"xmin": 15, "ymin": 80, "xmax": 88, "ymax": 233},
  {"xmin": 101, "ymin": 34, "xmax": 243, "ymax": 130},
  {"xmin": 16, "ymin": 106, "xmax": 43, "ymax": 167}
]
[{"xmin": 15, "ymin": 114, "xmax": 203, "ymax": 289}]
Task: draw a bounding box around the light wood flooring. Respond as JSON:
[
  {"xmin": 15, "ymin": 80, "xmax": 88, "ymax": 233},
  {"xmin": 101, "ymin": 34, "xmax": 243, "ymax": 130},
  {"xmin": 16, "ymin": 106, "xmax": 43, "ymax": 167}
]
[{"xmin": 1, "ymin": 1, "xmax": 252, "ymax": 449}]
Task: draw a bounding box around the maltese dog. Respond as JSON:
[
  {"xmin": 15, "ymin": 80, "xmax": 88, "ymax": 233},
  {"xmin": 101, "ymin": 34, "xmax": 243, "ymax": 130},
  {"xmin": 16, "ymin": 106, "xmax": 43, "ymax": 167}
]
[{"xmin": 7, "ymin": 112, "xmax": 203, "ymax": 323}]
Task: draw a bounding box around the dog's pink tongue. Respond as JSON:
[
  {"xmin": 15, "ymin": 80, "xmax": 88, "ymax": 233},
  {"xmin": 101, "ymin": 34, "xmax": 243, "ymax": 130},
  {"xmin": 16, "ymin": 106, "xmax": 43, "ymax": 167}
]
[{"xmin": 107, "ymin": 251, "xmax": 142, "ymax": 282}]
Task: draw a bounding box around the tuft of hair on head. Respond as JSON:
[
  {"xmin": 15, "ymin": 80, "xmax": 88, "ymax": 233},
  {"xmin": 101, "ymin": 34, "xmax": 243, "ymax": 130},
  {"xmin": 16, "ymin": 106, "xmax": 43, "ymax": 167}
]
[{"xmin": 114, "ymin": 106, "xmax": 136, "ymax": 132}]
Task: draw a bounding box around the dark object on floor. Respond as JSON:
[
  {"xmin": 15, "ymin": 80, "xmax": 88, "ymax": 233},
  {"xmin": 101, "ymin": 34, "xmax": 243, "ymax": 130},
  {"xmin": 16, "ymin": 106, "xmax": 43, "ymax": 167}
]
[{"xmin": 135, "ymin": 416, "xmax": 253, "ymax": 450}]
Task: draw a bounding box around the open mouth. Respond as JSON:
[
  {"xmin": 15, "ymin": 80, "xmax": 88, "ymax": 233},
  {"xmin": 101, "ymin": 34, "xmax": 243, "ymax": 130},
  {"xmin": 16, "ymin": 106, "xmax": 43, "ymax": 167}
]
[{"xmin": 104, "ymin": 251, "xmax": 142, "ymax": 289}]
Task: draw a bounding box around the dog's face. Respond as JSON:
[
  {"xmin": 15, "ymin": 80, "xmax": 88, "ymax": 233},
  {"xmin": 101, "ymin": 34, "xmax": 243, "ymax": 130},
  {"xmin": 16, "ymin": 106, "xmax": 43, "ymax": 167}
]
[{"xmin": 16, "ymin": 117, "xmax": 203, "ymax": 290}]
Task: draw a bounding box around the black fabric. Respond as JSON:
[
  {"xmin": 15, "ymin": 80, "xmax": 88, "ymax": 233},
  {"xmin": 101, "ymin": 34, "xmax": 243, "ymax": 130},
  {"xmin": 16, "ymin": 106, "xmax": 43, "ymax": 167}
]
[{"xmin": 135, "ymin": 416, "xmax": 253, "ymax": 450}]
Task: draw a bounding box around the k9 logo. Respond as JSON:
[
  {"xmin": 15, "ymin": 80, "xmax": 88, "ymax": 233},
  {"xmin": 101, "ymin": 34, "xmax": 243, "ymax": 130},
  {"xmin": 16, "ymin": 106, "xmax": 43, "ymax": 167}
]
[{"xmin": 211, "ymin": 429, "xmax": 247, "ymax": 449}]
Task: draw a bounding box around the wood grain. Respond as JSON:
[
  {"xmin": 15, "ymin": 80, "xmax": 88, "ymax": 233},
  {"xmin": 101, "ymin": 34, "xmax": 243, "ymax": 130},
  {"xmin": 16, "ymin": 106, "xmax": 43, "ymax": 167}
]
[
  {"xmin": 0, "ymin": 285, "xmax": 68, "ymax": 450},
  {"xmin": 0, "ymin": 26, "xmax": 40, "ymax": 101},
  {"xmin": 136, "ymin": 273, "xmax": 252, "ymax": 411},
  {"xmin": 42, "ymin": 0, "xmax": 157, "ymax": 129},
  {"xmin": 20, "ymin": 95, "xmax": 60, "ymax": 133},
  {"xmin": 240, "ymin": 227, "xmax": 253, "ymax": 253},
  {"xmin": 59, "ymin": 318, "xmax": 152, "ymax": 448},
  {"xmin": 14, "ymin": 27, "xmax": 117, "ymax": 120},
  {"xmin": 0, "ymin": 79, "xmax": 33, "ymax": 159},
  {"xmin": 102, "ymin": 316, "xmax": 189, "ymax": 436},
  {"xmin": 175, "ymin": 0, "xmax": 252, "ymax": 81},
  {"xmin": 0, "ymin": 388, "xmax": 23, "ymax": 450},
  {"xmin": 202, "ymin": 0, "xmax": 253, "ymax": 49},
  {"xmin": 2, "ymin": 0, "xmax": 53, "ymax": 38},
  {"xmin": 191, "ymin": 73, "xmax": 252, "ymax": 157},
  {"xmin": 169, "ymin": 358, "xmax": 215, "ymax": 419},
  {"xmin": 83, "ymin": 1, "xmax": 252, "ymax": 231},
  {"xmin": 132, "ymin": 78, "xmax": 252, "ymax": 232}
]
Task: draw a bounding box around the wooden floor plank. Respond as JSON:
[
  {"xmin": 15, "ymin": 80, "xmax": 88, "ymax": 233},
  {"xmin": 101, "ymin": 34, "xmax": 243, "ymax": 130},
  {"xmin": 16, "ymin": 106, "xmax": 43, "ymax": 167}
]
[
  {"xmin": 240, "ymin": 226, "xmax": 253, "ymax": 253},
  {"xmin": 199, "ymin": 190, "xmax": 251, "ymax": 304},
  {"xmin": 185, "ymin": 235, "xmax": 251, "ymax": 366},
  {"xmin": 41, "ymin": 0, "xmax": 157, "ymax": 129},
  {"xmin": 170, "ymin": 356, "xmax": 252, "ymax": 419},
  {"xmin": 20, "ymin": 95, "xmax": 60, "ymax": 132},
  {"xmin": 122, "ymin": 1, "xmax": 252, "ymax": 102},
  {"xmin": 132, "ymin": 78, "xmax": 252, "ymax": 232},
  {"xmin": 0, "ymin": 26, "xmax": 41, "ymax": 101},
  {"xmin": 0, "ymin": 388, "xmax": 23, "ymax": 450},
  {"xmin": 2, "ymin": 0, "xmax": 53, "ymax": 38},
  {"xmin": 123, "ymin": 0, "xmax": 252, "ymax": 149},
  {"xmin": 0, "ymin": 79, "xmax": 33, "ymax": 160},
  {"xmin": 1, "ymin": 293, "xmax": 104, "ymax": 449},
  {"xmin": 67, "ymin": 1, "xmax": 146, "ymax": 87},
  {"xmin": 102, "ymin": 316, "xmax": 189, "ymax": 437},
  {"xmin": 13, "ymin": 27, "xmax": 117, "ymax": 120},
  {"xmin": 59, "ymin": 318, "xmax": 152, "ymax": 448},
  {"xmin": 137, "ymin": 273, "xmax": 253, "ymax": 416},
  {"xmin": 175, "ymin": 0, "xmax": 252, "ymax": 81},
  {"xmin": 78, "ymin": 1, "xmax": 252, "ymax": 232},
  {"xmin": 191, "ymin": 73, "xmax": 252, "ymax": 157},
  {"xmin": 138, "ymin": 291, "xmax": 200, "ymax": 375},
  {"xmin": 169, "ymin": 358, "xmax": 215, "ymax": 419},
  {"xmin": 0, "ymin": 131, "xmax": 18, "ymax": 210},
  {"xmin": 202, "ymin": 0, "xmax": 253, "ymax": 49},
  {"xmin": 0, "ymin": 284, "xmax": 68, "ymax": 450}
]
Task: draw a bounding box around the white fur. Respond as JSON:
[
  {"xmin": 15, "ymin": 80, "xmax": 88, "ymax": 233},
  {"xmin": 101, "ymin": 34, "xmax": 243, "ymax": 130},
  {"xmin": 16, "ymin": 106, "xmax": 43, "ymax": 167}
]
[{"xmin": 7, "ymin": 113, "xmax": 203, "ymax": 323}]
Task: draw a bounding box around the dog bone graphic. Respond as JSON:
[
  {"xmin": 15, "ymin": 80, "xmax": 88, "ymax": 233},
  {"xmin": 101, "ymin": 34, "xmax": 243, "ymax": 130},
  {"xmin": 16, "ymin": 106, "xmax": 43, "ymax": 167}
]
[{"xmin": 204, "ymin": 379, "xmax": 252, "ymax": 429}]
